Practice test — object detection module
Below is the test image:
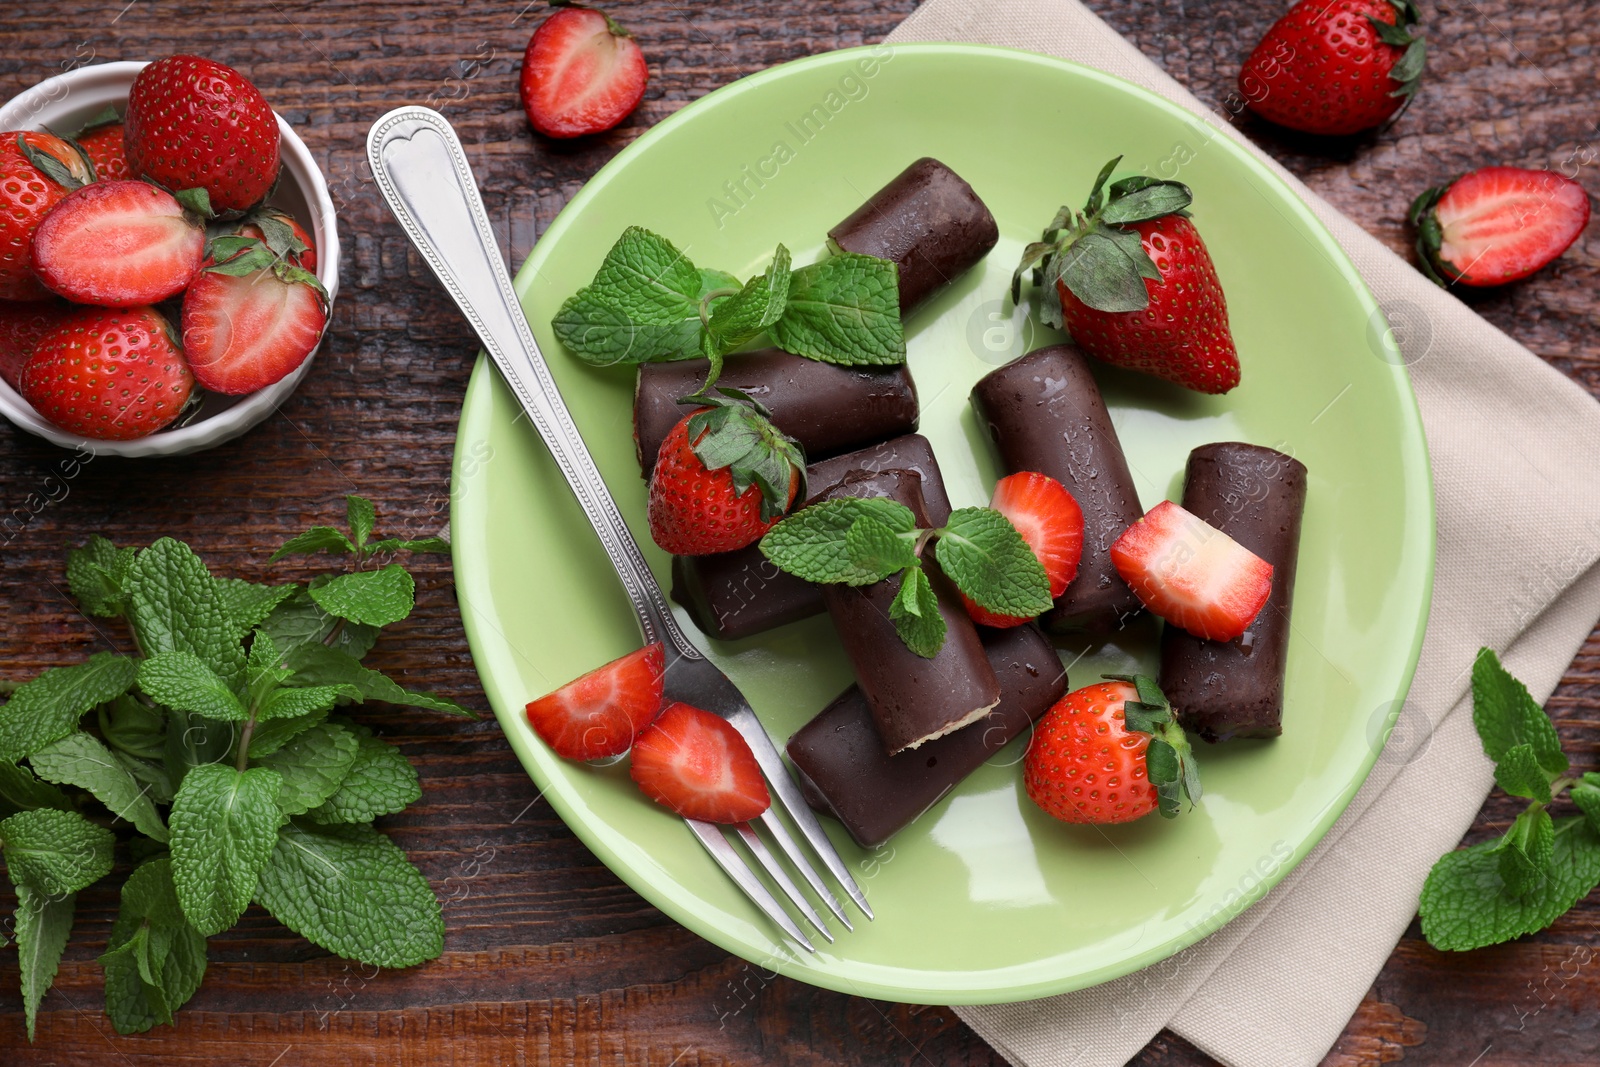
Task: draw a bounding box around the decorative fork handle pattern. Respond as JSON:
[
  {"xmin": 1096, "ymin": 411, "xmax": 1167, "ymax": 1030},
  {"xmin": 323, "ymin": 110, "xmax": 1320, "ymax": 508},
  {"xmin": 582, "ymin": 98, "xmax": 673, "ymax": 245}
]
[{"xmin": 364, "ymin": 106, "xmax": 700, "ymax": 663}]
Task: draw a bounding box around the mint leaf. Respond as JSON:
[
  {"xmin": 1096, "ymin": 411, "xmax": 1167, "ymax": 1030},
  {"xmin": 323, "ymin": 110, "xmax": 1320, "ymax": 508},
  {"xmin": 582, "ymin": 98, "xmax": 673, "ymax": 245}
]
[
  {"xmin": 30, "ymin": 732, "xmax": 168, "ymax": 842},
  {"xmin": 551, "ymin": 288, "xmax": 702, "ymax": 366},
  {"xmin": 66, "ymin": 535, "xmax": 136, "ymax": 617},
  {"xmin": 306, "ymin": 720, "xmax": 421, "ymax": 825},
  {"xmin": 309, "ymin": 565, "xmax": 415, "ymax": 627},
  {"xmin": 1571, "ymin": 782, "xmax": 1600, "ymax": 835},
  {"xmin": 346, "ymin": 495, "xmax": 376, "ymax": 550},
  {"xmin": 0, "ymin": 760, "xmax": 73, "ymax": 813},
  {"xmin": 761, "ymin": 498, "xmax": 919, "ymax": 584},
  {"xmin": 934, "ymin": 508, "xmax": 1053, "ymax": 618},
  {"xmin": 99, "ymin": 694, "xmax": 167, "ymax": 761},
  {"xmin": 114, "ymin": 751, "xmax": 176, "ymax": 806},
  {"xmin": 888, "ymin": 566, "xmax": 945, "ymax": 658},
  {"xmin": 168, "ymin": 764, "xmax": 286, "ymax": 935},
  {"xmin": 1494, "ymin": 743, "xmax": 1552, "ymax": 803},
  {"xmin": 137, "ymin": 652, "xmax": 247, "ymax": 722},
  {"xmin": 14, "ymin": 884, "xmax": 74, "ymax": 1040},
  {"xmin": 551, "ymin": 227, "xmax": 707, "ymax": 365},
  {"xmin": 245, "ymin": 628, "xmax": 292, "ymax": 707},
  {"xmin": 128, "ymin": 538, "xmax": 246, "ymax": 690},
  {"xmin": 1472, "ymin": 648, "xmax": 1568, "ymax": 774},
  {"xmin": 213, "ymin": 578, "xmax": 295, "ymax": 640},
  {"xmin": 246, "ymin": 710, "xmax": 329, "ymax": 759},
  {"xmin": 261, "ymin": 588, "xmax": 380, "ymax": 660},
  {"xmin": 285, "ymin": 645, "xmax": 472, "ymax": 718},
  {"xmin": 705, "ymin": 245, "xmax": 791, "ymax": 356},
  {"xmin": 770, "ymin": 254, "xmax": 905, "ymax": 366},
  {"xmin": 846, "ymin": 516, "xmax": 918, "ymax": 584},
  {"xmin": 0, "ymin": 652, "xmax": 137, "ymax": 762},
  {"xmin": 1422, "ymin": 816, "xmax": 1600, "ymax": 950},
  {"xmin": 255, "ymin": 821, "xmax": 444, "ymax": 968},
  {"xmin": 366, "ymin": 536, "xmax": 451, "ymax": 556},
  {"xmin": 269, "ymin": 527, "xmax": 356, "ymax": 563},
  {"xmin": 259, "ymin": 684, "xmax": 362, "ymax": 722},
  {"xmin": 163, "ymin": 710, "xmax": 235, "ymax": 786},
  {"xmin": 1497, "ymin": 805, "xmax": 1555, "ymax": 897},
  {"xmin": 100, "ymin": 857, "xmax": 207, "ymax": 1034},
  {"xmin": 0, "ymin": 807, "xmax": 115, "ymax": 896},
  {"xmin": 255, "ymin": 722, "xmax": 359, "ymax": 816}
]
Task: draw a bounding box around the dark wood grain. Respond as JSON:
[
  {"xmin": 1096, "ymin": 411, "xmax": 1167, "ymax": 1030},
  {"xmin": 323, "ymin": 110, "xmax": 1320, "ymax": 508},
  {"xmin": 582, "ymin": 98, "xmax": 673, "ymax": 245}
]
[{"xmin": 0, "ymin": 1, "xmax": 1596, "ymax": 1064}]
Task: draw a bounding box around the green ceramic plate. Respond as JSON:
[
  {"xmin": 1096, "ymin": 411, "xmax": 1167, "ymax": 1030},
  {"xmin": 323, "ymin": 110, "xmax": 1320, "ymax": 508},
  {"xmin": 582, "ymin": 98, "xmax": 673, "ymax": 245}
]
[{"xmin": 452, "ymin": 44, "xmax": 1433, "ymax": 1005}]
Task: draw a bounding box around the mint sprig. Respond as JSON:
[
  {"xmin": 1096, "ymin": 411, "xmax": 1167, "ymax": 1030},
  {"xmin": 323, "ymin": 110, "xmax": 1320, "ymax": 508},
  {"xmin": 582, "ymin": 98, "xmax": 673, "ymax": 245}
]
[
  {"xmin": 1419, "ymin": 648, "xmax": 1600, "ymax": 951},
  {"xmin": 0, "ymin": 495, "xmax": 471, "ymax": 1039},
  {"xmin": 759, "ymin": 498, "xmax": 1052, "ymax": 657}
]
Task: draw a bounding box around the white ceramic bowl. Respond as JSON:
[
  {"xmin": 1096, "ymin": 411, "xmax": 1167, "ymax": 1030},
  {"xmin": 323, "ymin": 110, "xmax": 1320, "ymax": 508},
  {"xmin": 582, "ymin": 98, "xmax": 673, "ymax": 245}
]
[{"xmin": 0, "ymin": 60, "xmax": 340, "ymax": 457}]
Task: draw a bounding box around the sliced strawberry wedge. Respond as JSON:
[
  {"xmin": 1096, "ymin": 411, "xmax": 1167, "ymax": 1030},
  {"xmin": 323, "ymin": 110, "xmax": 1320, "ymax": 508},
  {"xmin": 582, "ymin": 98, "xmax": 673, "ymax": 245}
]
[
  {"xmin": 1109, "ymin": 500, "xmax": 1272, "ymax": 642},
  {"xmin": 963, "ymin": 471, "xmax": 1084, "ymax": 628},
  {"xmin": 629, "ymin": 702, "xmax": 770, "ymax": 824},
  {"xmin": 520, "ymin": 3, "xmax": 648, "ymax": 138},
  {"xmin": 31, "ymin": 180, "xmax": 205, "ymax": 305},
  {"xmin": 525, "ymin": 642, "xmax": 665, "ymax": 760},
  {"xmin": 1411, "ymin": 167, "xmax": 1591, "ymax": 287},
  {"xmin": 181, "ymin": 238, "xmax": 329, "ymax": 395}
]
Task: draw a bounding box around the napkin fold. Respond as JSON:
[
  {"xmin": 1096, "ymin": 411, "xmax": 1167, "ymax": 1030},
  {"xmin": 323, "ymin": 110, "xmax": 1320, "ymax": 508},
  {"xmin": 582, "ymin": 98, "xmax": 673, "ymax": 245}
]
[{"xmin": 884, "ymin": 2, "xmax": 1600, "ymax": 1065}]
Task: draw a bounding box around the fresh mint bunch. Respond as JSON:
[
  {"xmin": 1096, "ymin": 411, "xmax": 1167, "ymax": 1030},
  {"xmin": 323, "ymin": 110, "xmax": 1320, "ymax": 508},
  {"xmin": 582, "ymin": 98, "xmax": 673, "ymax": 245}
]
[
  {"xmin": 759, "ymin": 499, "xmax": 1051, "ymax": 657},
  {"xmin": 1419, "ymin": 648, "xmax": 1600, "ymax": 950},
  {"xmin": 551, "ymin": 226, "xmax": 905, "ymax": 381},
  {"xmin": 0, "ymin": 496, "xmax": 470, "ymax": 1039}
]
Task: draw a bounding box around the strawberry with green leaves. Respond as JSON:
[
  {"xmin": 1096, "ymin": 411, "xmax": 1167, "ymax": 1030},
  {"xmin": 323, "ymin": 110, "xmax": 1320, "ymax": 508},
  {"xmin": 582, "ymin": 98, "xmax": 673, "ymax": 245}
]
[
  {"xmin": 1015, "ymin": 157, "xmax": 1240, "ymax": 394},
  {"xmin": 0, "ymin": 131, "xmax": 93, "ymax": 301},
  {"xmin": 1408, "ymin": 166, "xmax": 1591, "ymax": 288},
  {"xmin": 66, "ymin": 105, "xmax": 132, "ymax": 180},
  {"xmin": 1023, "ymin": 675, "xmax": 1201, "ymax": 825},
  {"xmin": 1239, "ymin": 0, "xmax": 1426, "ymax": 137},
  {"xmin": 647, "ymin": 393, "xmax": 806, "ymax": 556}
]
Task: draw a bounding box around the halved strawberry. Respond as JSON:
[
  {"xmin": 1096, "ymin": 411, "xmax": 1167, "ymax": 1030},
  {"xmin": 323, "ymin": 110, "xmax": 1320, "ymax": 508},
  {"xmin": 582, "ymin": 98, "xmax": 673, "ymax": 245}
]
[
  {"xmin": 180, "ymin": 237, "xmax": 329, "ymax": 395},
  {"xmin": 19, "ymin": 305, "xmax": 193, "ymax": 440},
  {"xmin": 0, "ymin": 298, "xmax": 71, "ymax": 390},
  {"xmin": 1109, "ymin": 500, "xmax": 1272, "ymax": 642},
  {"xmin": 525, "ymin": 642, "xmax": 665, "ymax": 760},
  {"xmin": 520, "ymin": 2, "xmax": 648, "ymax": 139},
  {"xmin": 1409, "ymin": 167, "xmax": 1591, "ymax": 287},
  {"xmin": 31, "ymin": 180, "xmax": 206, "ymax": 305},
  {"xmin": 962, "ymin": 471, "xmax": 1084, "ymax": 628},
  {"xmin": 629, "ymin": 702, "xmax": 770, "ymax": 824},
  {"xmin": 0, "ymin": 131, "xmax": 91, "ymax": 301}
]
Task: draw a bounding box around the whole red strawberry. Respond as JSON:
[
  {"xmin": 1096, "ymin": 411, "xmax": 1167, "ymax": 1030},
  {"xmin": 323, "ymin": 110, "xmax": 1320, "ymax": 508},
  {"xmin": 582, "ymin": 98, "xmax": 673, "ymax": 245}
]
[
  {"xmin": 0, "ymin": 299, "xmax": 71, "ymax": 390},
  {"xmin": 1239, "ymin": 0, "xmax": 1426, "ymax": 136},
  {"xmin": 1023, "ymin": 675, "xmax": 1200, "ymax": 825},
  {"xmin": 20, "ymin": 305, "xmax": 193, "ymax": 440},
  {"xmin": 521, "ymin": 2, "xmax": 648, "ymax": 138},
  {"xmin": 0, "ymin": 131, "xmax": 92, "ymax": 301},
  {"xmin": 1017, "ymin": 157, "xmax": 1240, "ymax": 394},
  {"xmin": 648, "ymin": 395, "xmax": 805, "ymax": 556},
  {"xmin": 124, "ymin": 55, "xmax": 281, "ymax": 213}
]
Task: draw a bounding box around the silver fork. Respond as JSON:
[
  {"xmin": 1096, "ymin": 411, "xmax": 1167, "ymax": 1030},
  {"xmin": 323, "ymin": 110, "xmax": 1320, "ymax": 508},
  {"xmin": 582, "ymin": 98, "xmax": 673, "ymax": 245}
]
[{"xmin": 366, "ymin": 106, "xmax": 872, "ymax": 951}]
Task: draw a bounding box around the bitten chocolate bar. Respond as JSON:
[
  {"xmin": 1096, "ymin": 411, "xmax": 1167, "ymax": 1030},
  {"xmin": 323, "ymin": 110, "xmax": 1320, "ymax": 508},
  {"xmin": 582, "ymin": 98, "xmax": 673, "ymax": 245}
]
[
  {"xmin": 971, "ymin": 344, "xmax": 1144, "ymax": 635},
  {"xmin": 788, "ymin": 623, "xmax": 1067, "ymax": 848},
  {"xmin": 827, "ymin": 157, "xmax": 999, "ymax": 315},
  {"xmin": 1159, "ymin": 442, "xmax": 1308, "ymax": 741}
]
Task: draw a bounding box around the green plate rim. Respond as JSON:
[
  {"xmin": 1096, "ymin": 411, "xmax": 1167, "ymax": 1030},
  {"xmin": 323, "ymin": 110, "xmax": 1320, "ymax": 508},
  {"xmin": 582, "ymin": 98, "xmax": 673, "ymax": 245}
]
[{"xmin": 451, "ymin": 41, "xmax": 1437, "ymax": 1004}]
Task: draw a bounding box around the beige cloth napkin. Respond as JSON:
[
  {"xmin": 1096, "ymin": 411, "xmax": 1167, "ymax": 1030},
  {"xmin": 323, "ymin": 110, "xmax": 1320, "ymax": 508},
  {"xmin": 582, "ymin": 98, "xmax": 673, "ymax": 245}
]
[{"xmin": 884, "ymin": 2, "xmax": 1600, "ymax": 1065}]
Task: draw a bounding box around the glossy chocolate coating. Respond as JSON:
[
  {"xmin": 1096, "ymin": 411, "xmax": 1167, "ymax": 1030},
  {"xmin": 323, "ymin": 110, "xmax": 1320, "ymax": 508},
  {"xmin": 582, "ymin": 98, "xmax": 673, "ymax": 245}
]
[
  {"xmin": 971, "ymin": 344, "xmax": 1144, "ymax": 635},
  {"xmin": 827, "ymin": 157, "xmax": 1000, "ymax": 316},
  {"xmin": 633, "ymin": 348, "xmax": 918, "ymax": 475},
  {"xmin": 669, "ymin": 435, "xmax": 953, "ymax": 641},
  {"xmin": 788, "ymin": 624, "xmax": 1067, "ymax": 848},
  {"xmin": 818, "ymin": 468, "xmax": 1001, "ymax": 755},
  {"xmin": 1159, "ymin": 442, "xmax": 1308, "ymax": 742}
]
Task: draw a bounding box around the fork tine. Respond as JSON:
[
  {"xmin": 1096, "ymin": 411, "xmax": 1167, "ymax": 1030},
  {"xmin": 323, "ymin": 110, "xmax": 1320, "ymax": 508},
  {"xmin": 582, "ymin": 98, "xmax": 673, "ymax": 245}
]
[
  {"xmin": 723, "ymin": 706, "xmax": 875, "ymax": 920},
  {"xmin": 758, "ymin": 809, "xmax": 851, "ymax": 930},
  {"xmin": 686, "ymin": 818, "xmax": 814, "ymax": 952},
  {"xmin": 734, "ymin": 823, "xmax": 834, "ymax": 943}
]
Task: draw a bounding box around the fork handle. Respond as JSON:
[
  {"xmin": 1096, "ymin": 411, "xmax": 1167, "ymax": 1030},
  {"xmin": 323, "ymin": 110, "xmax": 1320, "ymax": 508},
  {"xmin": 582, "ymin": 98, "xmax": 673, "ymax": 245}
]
[{"xmin": 366, "ymin": 107, "xmax": 698, "ymax": 663}]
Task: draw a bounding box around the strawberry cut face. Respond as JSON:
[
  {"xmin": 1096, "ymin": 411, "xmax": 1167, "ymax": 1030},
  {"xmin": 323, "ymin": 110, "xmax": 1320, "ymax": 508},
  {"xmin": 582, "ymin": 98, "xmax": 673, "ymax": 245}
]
[
  {"xmin": 1109, "ymin": 500, "xmax": 1273, "ymax": 642},
  {"xmin": 181, "ymin": 262, "xmax": 328, "ymax": 395},
  {"xmin": 628, "ymin": 702, "xmax": 770, "ymax": 824},
  {"xmin": 1431, "ymin": 167, "xmax": 1591, "ymax": 287},
  {"xmin": 31, "ymin": 180, "xmax": 205, "ymax": 305},
  {"xmin": 525, "ymin": 642, "xmax": 665, "ymax": 760},
  {"xmin": 520, "ymin": 5, "xmax": 649, "ymax": 138}
]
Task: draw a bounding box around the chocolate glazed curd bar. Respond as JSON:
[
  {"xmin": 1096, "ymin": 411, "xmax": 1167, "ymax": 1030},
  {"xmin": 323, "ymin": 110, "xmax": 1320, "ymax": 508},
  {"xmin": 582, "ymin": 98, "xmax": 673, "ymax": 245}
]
[
  {"xmin": 788, "ymin": 623, "xmax": 1068, "ymax": 849},
  {"xmin": 669, "ymin": 434, "xmax": 953, "ymax": 641},
  {"xmin": 633, "ymin": 348, "xmax": 918, "ymax": 476},
  {"xmin": 828, "ymin": 157, "xmax": 1000, "ymax": 315},
  {"xmin": 817, "ymin": 468, "xmax": 1001, "ymax": 755},
  {"xmin": 1159, "ymin": 442, "xmax": 1308, "ymax": 742},
  {"xmin": 971, "ymin": 344, "xmax": 1145, "ymax": 635}
]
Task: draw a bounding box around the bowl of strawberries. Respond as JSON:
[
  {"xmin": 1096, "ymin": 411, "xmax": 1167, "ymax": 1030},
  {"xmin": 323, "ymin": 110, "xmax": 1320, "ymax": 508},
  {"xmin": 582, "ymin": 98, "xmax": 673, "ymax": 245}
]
[{"xmin": 0, "ymin": 55, "xmax": 339, "ymax": 457}]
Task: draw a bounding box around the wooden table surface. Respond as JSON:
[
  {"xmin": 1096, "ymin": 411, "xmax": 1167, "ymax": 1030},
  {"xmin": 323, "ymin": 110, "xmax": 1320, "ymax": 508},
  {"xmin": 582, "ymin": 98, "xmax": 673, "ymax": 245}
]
[{"xmin": 2, "ymin": 1, "xmax": 1596, "ymax": 1064}]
